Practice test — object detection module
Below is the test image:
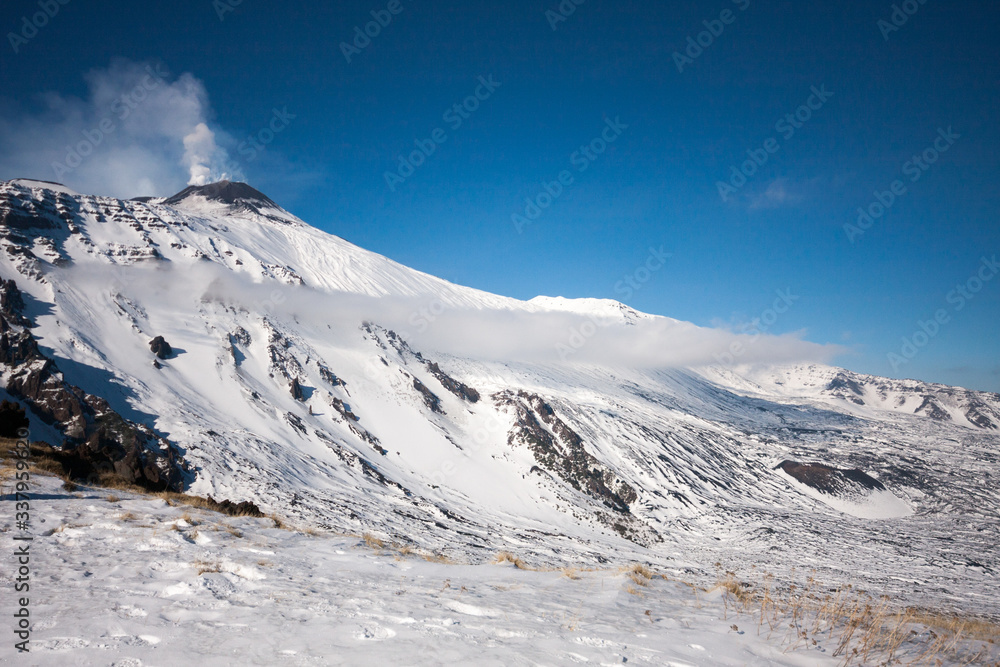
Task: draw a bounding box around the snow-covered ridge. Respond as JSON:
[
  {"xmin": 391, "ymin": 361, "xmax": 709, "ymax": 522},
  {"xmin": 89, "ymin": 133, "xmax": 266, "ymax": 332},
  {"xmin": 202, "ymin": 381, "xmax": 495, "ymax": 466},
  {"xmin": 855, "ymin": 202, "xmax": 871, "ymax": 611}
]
[{"xmin": 1, "ymin": 178, "xmax": 998, "ymax": 620}]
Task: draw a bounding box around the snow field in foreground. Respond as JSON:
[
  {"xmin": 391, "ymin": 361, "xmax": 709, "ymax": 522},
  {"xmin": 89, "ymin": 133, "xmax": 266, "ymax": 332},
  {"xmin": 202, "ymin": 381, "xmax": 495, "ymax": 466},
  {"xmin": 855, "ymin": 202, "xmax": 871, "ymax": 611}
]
[
  {"xmin": 1, "ymin": 476, "xmax": 841, "ymax": 666},
  {"xmin": 4, "ymin": 475, "xmax": 997, "ymax": 666}
]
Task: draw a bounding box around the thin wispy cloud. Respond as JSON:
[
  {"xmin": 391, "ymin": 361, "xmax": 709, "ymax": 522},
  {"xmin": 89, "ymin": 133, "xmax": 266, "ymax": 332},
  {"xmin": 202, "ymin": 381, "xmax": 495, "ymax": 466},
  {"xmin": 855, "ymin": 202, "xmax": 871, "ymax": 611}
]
[
  {"xmin": 58, "ymin": 263, "xmax": 844, "ymax": 370},
  {"xmin": 747, "ymin": 178, "xmax": 804, "ymax": 210}
]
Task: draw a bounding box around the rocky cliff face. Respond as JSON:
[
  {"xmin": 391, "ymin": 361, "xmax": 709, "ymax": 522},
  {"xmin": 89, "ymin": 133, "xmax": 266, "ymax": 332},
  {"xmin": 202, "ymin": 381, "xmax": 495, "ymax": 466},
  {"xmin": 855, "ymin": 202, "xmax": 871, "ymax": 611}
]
[{"xmin": 0, "ymin": 279, "xmax": 187, "ymax": 490}]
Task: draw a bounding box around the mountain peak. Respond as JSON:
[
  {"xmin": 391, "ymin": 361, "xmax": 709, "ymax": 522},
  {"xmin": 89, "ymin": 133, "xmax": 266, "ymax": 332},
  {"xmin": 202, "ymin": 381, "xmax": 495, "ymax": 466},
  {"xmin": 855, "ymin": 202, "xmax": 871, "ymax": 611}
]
[
  {"xmin": 6, "ymin": 178, "xmax": 80, "ymax": 196},
  {"xmin": 163, "ymin": 180, "xmax": 278, "ymax": 208},
  {"xmin": 161, "ymin": 180, "xmax": 302, "ymax": 225}
]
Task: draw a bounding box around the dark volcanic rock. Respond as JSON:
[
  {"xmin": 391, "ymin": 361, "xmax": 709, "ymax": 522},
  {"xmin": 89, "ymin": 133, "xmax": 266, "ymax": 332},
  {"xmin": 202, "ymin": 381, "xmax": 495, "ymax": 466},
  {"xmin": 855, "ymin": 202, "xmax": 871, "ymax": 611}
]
[
  {"xmin": 412, "ymin": 377, "xmax": 444, "ymax": 414},
  {"xmin": 318, "ymin": 364, "xmax": 346, "ymax": 388},
  {"xmin": 205, "ymin": 497, "xmax": 265, "ymax": 517},
  {"xmin": 0, "ymin": 279, "xmax": 187, "ymax": 491},
  {"xmin": 163, "ymin": 181, "xmax": 281, "ymax": 219},
  {"xmin": 290, "ymin": 377, "xmax": 304, "ymax": 401},
  {"xmin": 777, "ymin": 460, "xmax": 886, "ymax": 496},
  {"xmin": 330, "ymin": 396, "xmax": 386, "ymax": 456},
  {"xmin": 914, "ymin": 396, "xmax": 951, "ymax": 422},
  {"xmin": 426, "ymin": 362, "xmax": 480, "ymax": 403},
  {"xmin": 965, "ymin": 402, "xmax": 997, "ymax": 429},
  {"xmin": 164, "ymin": 181, "xmax": 278, "ymax": 208},
  {"xmin": 826, "ymin": 372, "xmax": 866, "ymax": 396},
  {"xmin": 149, "ymin": 335, "xmax": 172, "ymax": 359},
  {"xmin": 0, "ymin": 279, "xmax": 32, "ymax": 327},
  {"xmin": 331, "ymin": 397, "xmax": 359, "ymax": 422},
  {"xmin": 495, "ymin": 390, "xmax": 637, "ymax": 514}
]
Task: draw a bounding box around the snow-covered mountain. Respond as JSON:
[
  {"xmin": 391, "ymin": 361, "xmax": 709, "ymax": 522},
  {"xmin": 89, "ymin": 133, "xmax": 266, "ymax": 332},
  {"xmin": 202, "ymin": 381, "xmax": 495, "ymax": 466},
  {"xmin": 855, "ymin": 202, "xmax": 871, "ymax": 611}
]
[{"xmin": 2, "ymin": 178, "xmax": 998, "ymax": 617}]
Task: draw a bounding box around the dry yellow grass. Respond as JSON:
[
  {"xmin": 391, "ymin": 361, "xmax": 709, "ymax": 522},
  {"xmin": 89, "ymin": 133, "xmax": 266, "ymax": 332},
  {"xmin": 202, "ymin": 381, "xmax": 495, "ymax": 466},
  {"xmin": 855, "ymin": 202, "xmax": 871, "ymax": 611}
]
[
  {"xmin": 363, "ymin": 532, "xmax": 386, "ymax": 550},
  {"xmin": 623, "ymin": 563, "xmax": 654, "ymax": 588},
  {"xmin": 178, "ymin": 512, "xmax": 199, "ymax": 526},
  {"xmin": 219, "ymin": 523, "xmax": 243, "ymax": 539},
  {"xmin": 493, "ymin": 551, "xmax": 529, "ymax": 570},
  {"xmin": 711, "ymin": 571, "xmax": 1000, "ymax": 666},
  {"xmin": 623, "ymin": 583, "xmax": 643, "ymax": 597},
  {"xmin": 420, "ymin": 551, "xmax": 455, "ymax": 564},
  {"xmin": 194, "ymin": 560, "xmax": 222, "ymax": 576}
]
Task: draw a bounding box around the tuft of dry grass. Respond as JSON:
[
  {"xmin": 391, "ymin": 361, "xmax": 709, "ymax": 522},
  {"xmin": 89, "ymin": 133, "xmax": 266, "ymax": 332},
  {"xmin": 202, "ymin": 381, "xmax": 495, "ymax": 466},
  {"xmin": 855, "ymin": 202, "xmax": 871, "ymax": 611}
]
[
  {"xmin": 712, "ymin": 571, "xmax": 754, "ymax": 612},
  {"xmin": 194, "ymin": 560, "xmax": 222, "ymax": 576},
  {"xmin": 221, "ymin": 524, "xmax": 243, "ymax": 539},
  {"xmin": 362, "ymin": 532, "xmax": 386, "ymax": 550},
  {"xmin": 117, "ymin": 511, "xmax": 139, "ymax": 522},
  {"xmin": 421, "ymin": 551, "xmax": 454, "ymax": 564},
  {"xmin": 105, "ymin": 494, "xmax": 121, "ymax": 503},
  {"xmin": 623, "ymin": 563, "xmax": 654, "ymax": 588},
  {"xmin": 711, "ymin": 571, "xmax": 1000, "ymax": 666},
  {"xmin": 493, "ymin": 551, "xmax": 530, "ymax": 570}
]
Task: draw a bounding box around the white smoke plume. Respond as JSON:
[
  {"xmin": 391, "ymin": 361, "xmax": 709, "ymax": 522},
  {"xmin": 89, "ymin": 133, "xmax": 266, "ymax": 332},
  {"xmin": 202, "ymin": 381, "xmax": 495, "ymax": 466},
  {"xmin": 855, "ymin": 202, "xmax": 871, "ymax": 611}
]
[
  {"xmin": 182, "ymin": 122, "xmax": 219, "ymax": 186},
  {"xmin": 0, "ymin": 59, "xmax": 232, "ymax": 198}
]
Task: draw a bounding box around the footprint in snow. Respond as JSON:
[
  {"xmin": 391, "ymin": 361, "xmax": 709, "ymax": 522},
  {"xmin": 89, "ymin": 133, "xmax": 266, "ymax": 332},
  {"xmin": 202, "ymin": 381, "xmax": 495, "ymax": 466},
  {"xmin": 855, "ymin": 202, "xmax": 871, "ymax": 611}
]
[
  {"xmin": 114, "ymin": 604, "xmax": 149, "ymax": 619},
  {"xmin": 353, "ymin": 624, "xmax": 397, "ymax": 641},
  {"xmin": 441, "ymin": 600, "xmax": 499, "ymax": 617},
  {"xmin": 37, "ymin": 636, "xmax": 91, "ymax": 651}
]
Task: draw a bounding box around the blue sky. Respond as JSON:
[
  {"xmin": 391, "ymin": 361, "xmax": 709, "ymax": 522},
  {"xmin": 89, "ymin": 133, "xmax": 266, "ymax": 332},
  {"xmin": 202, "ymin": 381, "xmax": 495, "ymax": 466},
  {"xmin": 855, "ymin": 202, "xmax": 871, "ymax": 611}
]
[{"xmin": 2, "ymin": 0, "xmax": 998, "ymax": 391}]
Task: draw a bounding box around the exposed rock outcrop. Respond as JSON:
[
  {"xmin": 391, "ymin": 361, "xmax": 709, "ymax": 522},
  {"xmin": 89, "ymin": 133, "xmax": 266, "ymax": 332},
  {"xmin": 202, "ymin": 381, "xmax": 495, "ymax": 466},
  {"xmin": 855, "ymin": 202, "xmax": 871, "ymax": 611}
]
[
  {"xmin": 412, "ymin": 377, "xmax": 444, "ymax": 414},
  {"xmin": 495, "ymin": 390, "xmax": 637, "ymax": 514},
  {"xmin": 426, "ymin": 362, "xmax": 480, "ymax": 403},
  {"xmin": 1, "ymin": 280, "xmax": 187, "ymax": 491},
  {"xmin": 149, "ymin": 335, "xmax": 173, "ymax": 359},
  {"xmin": 776, "ymin": 460, "xmax": 885, "ymax": 495}
]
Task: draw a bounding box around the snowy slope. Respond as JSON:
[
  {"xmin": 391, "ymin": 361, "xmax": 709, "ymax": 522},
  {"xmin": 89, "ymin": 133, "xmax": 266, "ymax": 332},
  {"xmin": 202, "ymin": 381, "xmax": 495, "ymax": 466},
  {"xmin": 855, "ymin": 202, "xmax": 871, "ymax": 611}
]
[
  {"xmin": 0, "ymin": 475, "xmax": 853, "ymax": 666},
  {"xmin": 1, "ymin": 178, "xmax": 998, "ymax": 621},
  {"xmin": 4, "ymin": 476, "xmax": 996, "ymax": 665}
]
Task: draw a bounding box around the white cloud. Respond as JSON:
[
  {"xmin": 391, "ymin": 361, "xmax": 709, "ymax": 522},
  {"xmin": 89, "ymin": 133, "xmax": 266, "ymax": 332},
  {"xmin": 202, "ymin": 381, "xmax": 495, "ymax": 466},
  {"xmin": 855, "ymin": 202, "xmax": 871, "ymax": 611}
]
[
  {"xmin": 748, "ymin": 178, "xmax": 802, "ymax": 210},
  {"xmin": 0, "ymin": 59, "xmax": 233, "ymax": 198},
  {"xmin": 65, "ymin": 262, "xmax": 843, "ymax": 371}
]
